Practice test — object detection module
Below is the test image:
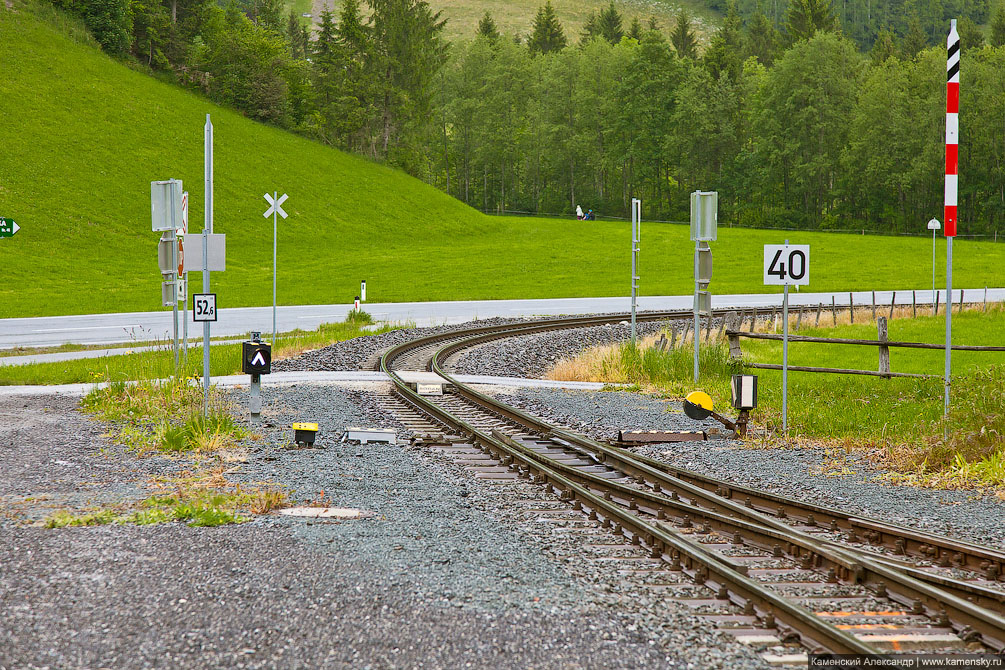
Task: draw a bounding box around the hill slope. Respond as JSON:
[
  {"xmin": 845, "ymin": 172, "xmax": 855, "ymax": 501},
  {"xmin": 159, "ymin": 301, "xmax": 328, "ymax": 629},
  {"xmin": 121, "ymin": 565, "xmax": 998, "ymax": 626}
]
[
  {"xmin": 2, "ymin": 3, "xmax": 1003, "ymax": 321},
  {"xmin": 0, "ymin": 2, "xmax": 495, "ymax": 317}
]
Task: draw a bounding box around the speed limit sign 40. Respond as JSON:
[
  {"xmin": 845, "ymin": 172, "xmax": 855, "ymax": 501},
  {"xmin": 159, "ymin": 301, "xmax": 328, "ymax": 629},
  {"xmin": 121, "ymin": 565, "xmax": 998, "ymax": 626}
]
[
  {"xmin": 193, "ymin": 293, "xmax": 217, "ymax": 322},
  {"xmin": 763, "ymin": 245, "xmax": 810, "ymax": 286}
]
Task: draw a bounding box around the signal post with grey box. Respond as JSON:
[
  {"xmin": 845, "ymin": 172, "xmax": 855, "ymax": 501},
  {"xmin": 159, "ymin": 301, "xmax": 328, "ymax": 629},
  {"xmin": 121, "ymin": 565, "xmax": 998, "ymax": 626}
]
[
  {"xmin": 243, "ymin": 332, "xmax": 272, "ymax": 418},
  {"xmin": 690, "ymin": 190, "xmax": 717, "ymax": 383}
]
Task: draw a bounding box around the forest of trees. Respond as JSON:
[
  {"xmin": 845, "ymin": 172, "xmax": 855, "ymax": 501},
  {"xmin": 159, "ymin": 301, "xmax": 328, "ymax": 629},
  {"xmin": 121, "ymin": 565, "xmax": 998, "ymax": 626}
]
[{"xmin": 52, "ymin": 0, "xmax": 1005, "ymax": 234}]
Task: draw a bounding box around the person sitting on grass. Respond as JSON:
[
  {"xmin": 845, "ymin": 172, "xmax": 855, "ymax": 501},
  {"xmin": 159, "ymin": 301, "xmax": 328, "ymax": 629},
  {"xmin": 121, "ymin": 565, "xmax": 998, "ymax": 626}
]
[{"xmin": 576, "ymin": 204, "xmax": 584, "ymax": 220}]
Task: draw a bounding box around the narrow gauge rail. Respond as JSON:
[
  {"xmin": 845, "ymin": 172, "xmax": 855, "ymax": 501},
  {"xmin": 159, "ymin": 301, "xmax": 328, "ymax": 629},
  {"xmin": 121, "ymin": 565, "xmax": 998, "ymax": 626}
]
[{"xmin": 378, "ymin": 311, "xmax": 1005, "ymax": 657}]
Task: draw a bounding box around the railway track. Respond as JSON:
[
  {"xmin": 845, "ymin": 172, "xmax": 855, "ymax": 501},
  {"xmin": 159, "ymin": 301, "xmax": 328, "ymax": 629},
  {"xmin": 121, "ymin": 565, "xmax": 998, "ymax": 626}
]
[{"xmin": 375, "ymin": 310, "xmax": 1005, "ymax": 664}]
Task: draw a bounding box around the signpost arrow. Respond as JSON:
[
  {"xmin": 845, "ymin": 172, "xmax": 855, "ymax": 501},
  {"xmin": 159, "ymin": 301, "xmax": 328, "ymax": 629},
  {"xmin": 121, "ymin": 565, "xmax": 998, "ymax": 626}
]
[
  {"xmin": 251, "ymin": 351, "xmax": 266, "ymax": 367},
  {"xmin": 0, "ymin": 218, "xmax": 20, "ymax": 238}
]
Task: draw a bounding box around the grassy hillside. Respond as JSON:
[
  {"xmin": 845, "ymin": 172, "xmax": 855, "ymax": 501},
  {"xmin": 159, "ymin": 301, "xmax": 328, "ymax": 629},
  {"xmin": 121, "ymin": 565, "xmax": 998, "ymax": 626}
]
[
  {"xmin": 0, "ymin": 2, "xmax": 493, "ymax": 318},
  {"xmin": 1, "ymin": 3, "xmax": 1003, "ymax": 320},
  {"xmin": 298, "ymin": 0, "xmax": 717, "ymax": 44}
]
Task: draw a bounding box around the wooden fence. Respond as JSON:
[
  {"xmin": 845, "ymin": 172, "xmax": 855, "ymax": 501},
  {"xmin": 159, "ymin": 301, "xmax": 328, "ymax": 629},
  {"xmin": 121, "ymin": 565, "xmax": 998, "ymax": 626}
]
[{"xmin": 726, "ymin": 316, "xmax": 1005, "ymax": 379}]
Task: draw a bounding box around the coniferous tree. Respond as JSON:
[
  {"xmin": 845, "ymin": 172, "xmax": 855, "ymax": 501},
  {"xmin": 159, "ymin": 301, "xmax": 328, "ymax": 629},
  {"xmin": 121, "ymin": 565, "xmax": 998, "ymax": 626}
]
[
  {"xmin": 786, "ymin": 0, "xmax": 835, "ymax": 42},
  {"xmin": 647, "ymin": 16, "xmax": 659, "ymax": 31},
  {"xmin": 528, "ymin": 1, "xmax": 567, "ymax": 54},
  {"xmin": 745, "ymin": 7, "xmax": 779, "ymax": 65},
  {"xmin": 901, "ymin": 14, "xmax": 927, "ymax": 58},
  {"xmin": 581, "ymin": 12, "xmax": 601, "ymax": 43},
  {"xmin": 598, "ymin": 2, "xmax": 624, "ymax": 45},
  {"xmin": 704, "ymin": 0, "xmax": 742, "ymax": 79},
  {"xmin": 870, "ymin": 25, "xmax": 897, "ymax": 64},
  {"xmin": 669, "ymin": 11, "xmax": 697, "ymax": 58},
  {"xmin": 992, "ymin": 3, "xmax": 1005, "ymax": 47},
  {"xmin": 627, "ymin": 17, "xmax": 643, "ymax": 40},
  {"xmin": 477, "ymin": 11, "xmax": 500, "ymax": 40}
]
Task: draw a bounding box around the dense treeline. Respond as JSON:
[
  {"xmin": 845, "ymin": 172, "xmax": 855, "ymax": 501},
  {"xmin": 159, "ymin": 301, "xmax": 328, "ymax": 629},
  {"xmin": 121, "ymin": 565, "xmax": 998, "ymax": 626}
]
[
  {"xmin": 48, "ymin": 0, "xmax": 1005, "ymax": 233},
  {"xmin": 435, "ymin": 8, "xmax": 1005, "ymax": 233}
]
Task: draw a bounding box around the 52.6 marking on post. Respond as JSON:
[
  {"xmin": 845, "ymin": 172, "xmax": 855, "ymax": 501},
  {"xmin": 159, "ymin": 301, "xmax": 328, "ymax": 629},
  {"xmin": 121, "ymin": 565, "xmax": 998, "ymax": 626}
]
[{"xmin": 193, "ymin": 293, "xmax": 218, "ymax": 322}]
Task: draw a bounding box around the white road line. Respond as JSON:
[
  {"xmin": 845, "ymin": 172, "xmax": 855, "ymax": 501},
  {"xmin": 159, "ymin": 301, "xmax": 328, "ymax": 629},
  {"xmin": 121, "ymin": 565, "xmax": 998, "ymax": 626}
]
[{"xmin": 32, "ymin": 325, "xmax": 142, "ymax": 333}]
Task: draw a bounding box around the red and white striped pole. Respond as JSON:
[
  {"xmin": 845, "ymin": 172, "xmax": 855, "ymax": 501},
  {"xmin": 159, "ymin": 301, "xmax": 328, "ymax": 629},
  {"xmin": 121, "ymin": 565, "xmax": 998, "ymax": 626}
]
[{"xmin": 944, "ymin": 19, "xmax": 959, "ymax": 423}]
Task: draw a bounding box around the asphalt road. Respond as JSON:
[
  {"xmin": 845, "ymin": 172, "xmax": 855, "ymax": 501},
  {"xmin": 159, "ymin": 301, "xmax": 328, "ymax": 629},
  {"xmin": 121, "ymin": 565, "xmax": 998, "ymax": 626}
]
[{"xmin": 2, "ymin": 289, "xmax": 1000, "ymax": 350}]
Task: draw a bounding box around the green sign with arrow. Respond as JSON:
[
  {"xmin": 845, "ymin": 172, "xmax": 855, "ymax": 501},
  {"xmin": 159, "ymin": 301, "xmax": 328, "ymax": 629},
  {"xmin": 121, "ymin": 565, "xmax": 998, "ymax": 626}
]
[{"xmin": 0, "ymin": 218, "xmax": 20, "ymax": 238}]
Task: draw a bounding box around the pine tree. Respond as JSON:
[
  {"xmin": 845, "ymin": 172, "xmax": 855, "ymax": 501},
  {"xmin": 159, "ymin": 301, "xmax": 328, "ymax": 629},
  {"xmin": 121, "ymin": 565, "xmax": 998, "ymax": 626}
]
[
  {"xmin": 627, "ymin": 17, "xmax": 642, "ymax": 40},
  {"xmin": 785, "ymin": 0, "xmax": 835, "ymax": 42},
  {"xmin": 993, "ymin": 3, "xmax": 1005, "ymax": 47},
  {"xmin": 647, "ymin": 16, "xmax": 659, "ymax": 31},
  {"xmin": 901, "ymin": 14, "xmax": 927, "ymax": 58},
  {"xmin": 745, "ymin": 7, "xmax": 779, "ymax": 65},
  {"xmin": 704, "ymin": 0, "xmax": 742, "ymax": 79},
  {"xmin": 598, "ymin": 1, "xmax": 623, "ymax": 45},
  {"xmin": 581, "ymin": 12, "xmax": 600, "ymax": 43},
  {"xmin": 528, "ymin": 1, "xmax": 567, "ymax": 54},
  {"xmin": 958, "ymin": 17, "xmax": 986, "ymax": 51},
  {"xmin": 669, "ymin": 11, "xmax": 697, "ymax": 58},
  {"xmin": 477, "ymin": 11, "xmax": 500, "ymax": 40},
  {"xmin": 870, "ymin": 25, "xmax": 897, "ymax": 64}
]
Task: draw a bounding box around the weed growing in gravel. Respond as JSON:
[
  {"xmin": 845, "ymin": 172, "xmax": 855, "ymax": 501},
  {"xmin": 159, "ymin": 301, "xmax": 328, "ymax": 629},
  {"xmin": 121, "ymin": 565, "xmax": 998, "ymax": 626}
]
[
  {"xmin": 82, "ymin": 379, "xmax": 247, "ymax": 454},
  {"xmin": 44, "ymin": 509, "xmax": 118, "ymax": 528}
]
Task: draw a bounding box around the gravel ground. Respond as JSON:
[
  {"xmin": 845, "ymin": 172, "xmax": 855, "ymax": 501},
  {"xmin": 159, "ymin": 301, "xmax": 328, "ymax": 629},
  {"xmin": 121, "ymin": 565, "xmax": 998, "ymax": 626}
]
[
  {"xmin": 0, "ymin": 385, "xmax": 767, "ymax": 669},
  {"xmin": 273, "ymin": 317, "xmax": 527, "ymax": 373},
  {"xmin": 450, "ymin": 319, "xmax": 679, "ymax": 378},
  {"xmin": 0, "ymin": 395, "xmax": 182, "ymax": 526},
  {"xmin": 496, "ymin": 387, "xmax": 1005, "ymax": 547}
]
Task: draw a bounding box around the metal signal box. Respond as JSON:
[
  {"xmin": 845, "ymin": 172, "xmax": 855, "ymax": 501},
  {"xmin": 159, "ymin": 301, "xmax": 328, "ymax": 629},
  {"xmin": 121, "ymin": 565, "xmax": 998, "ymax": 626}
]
[{"xmin": 242, "ymin": 341, "xmax": 272, "ymax": 375}]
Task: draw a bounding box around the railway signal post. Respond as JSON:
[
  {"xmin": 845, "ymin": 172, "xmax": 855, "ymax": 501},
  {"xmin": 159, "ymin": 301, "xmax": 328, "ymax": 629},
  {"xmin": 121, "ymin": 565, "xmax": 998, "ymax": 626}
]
[
  {"xmin": 690, "ymin": 191, "xmax": 717, "ymax": 382},
  {"xmin": 263, "ymin": 191, "xmax": 289, "ymax": 345},
  {"xmin": 944, "ymin": 19, "xmax": 960, "ymax": 429}
]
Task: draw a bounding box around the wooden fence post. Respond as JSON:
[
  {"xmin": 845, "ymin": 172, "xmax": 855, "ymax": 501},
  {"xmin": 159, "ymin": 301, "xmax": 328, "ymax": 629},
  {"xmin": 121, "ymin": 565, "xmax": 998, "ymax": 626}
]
[
  {"xmin": 796, "ymin": 306, "xmax": 804, "ymax": 330},
  {"xmin": 850, "ymin": 293, "xmax": 854, "ymax": 324},
  {"xmin": 935, "ymin": 291, "xmax": 940, "ymax": 316},
  {"xmin": 912, "ymin": 290, "xmax": 917, "ymax": 318},
  {"xmin": 959, "ymin": 289, "xmax": 964, "ymax": 313},
  {"xmin": 878, "ymin": 316, "xmax": 890, "ymax": 379},
  {"xmin": 670, "ymin": 323, "xmax": 679, "ymax": 349},
  {"xmin": 889, "ymin": 291, "xmax": 896, "ymax": 318},
  {"xmin": 871, "ymin": 291, "xmax": 877, "ymax": 321},
  {"xmin": 815, "ymin": 303, "xmax": 822, "ymax": 327},
  {"xmin": 831, "ymin": 297, "xmax": 837, "ymax": 325},
  {"xmin": 727, "ymin": 331, "xmax": 743, "ymax": 360},
  {"xmin": 985, "ymin": 287, "xmax": 989, "ymax": 312},
  {"xmin": 748, "ymin": 312, "xmax": 756, "ymax": 333}
]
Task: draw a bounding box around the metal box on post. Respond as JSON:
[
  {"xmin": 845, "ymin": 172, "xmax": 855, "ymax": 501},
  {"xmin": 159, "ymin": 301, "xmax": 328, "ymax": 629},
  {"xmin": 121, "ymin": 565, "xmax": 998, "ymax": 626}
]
[
  {"xmin": 690, "ymin": 191, "xmax": 718, "ymax": 242},
  {"xmin": 151, "ymin": 180, "xmax": 183, "ymax": 232}
]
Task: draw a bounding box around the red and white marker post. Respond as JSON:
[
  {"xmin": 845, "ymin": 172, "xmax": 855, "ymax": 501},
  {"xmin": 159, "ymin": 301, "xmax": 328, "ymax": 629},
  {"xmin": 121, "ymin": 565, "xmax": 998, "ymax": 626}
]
[{"xmin": 944, "ymin": 19, "xmax": 960, "ymax": 423}]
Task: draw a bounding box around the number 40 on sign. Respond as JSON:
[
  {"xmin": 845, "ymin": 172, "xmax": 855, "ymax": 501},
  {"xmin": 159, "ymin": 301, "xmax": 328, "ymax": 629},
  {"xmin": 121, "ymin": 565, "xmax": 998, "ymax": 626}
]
[{"xmin": 763, "ymin": 244, "xmax": 810, "ymax": 286}]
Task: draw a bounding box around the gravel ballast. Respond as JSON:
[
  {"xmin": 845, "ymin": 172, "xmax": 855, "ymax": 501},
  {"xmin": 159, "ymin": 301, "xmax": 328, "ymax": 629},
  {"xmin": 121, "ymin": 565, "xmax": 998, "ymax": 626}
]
[
  {"xmin": 0, "ymin": 385, "xmax": 768, "ymax": 669},
  {"xmin": 497, "ymin": 387, "xmax": 1005, "ymax": 547}
]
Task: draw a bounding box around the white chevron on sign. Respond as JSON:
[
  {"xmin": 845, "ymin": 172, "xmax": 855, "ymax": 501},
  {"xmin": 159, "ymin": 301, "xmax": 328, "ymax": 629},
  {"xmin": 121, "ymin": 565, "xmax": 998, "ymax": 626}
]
[
  {"xmin": 263, "ymin": 193, "xmax": 288, "ymax": 219},
  {"xmin": 251, "ymin": 351, "xmax": 267, "ymax": 367}
]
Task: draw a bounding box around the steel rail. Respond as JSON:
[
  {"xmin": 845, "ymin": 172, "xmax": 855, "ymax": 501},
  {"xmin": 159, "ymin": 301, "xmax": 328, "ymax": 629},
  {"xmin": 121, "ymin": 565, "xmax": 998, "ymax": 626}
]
[
  {"xmin": 380, "ymin": 321, "xmax": 879, "ymax": 655},
  {"xmin": 429, "ymin": 323, "xmax": 1005, "ymax": 577},
  {"xmin": 427, "ymin": 324, "xmax": 1005, "ymax": 651}
]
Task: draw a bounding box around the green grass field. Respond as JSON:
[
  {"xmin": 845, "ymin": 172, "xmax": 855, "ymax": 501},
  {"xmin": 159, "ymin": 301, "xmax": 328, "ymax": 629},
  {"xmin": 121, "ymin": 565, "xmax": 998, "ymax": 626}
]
[{"xmin": 2, "ymin": 4, "xmax": 1003, "ymax": 322}]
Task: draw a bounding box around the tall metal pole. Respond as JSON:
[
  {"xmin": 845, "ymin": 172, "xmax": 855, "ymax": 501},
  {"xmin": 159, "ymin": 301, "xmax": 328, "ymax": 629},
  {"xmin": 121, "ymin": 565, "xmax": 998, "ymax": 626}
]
[
  {"xmin": 693, "ymin": 240, "xmax": 700, "ymax": 383},
  {"xmin": 782, "ymin": 239, "xmax": 790, "ymax": 436},
  {"xmin": 203, "ymin": 114, "xmax": 213, "ymax": 418},
  {"xmin": 273, "ymin": 190, "xmax": 278, "ymax": 345},
  {"xmin": 630, "ymin": 199, "xmax": 639, "ymax": 346},
  {"xmin": 932, "ymin": 228, "xmax": 937, "ymax": 315}
]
